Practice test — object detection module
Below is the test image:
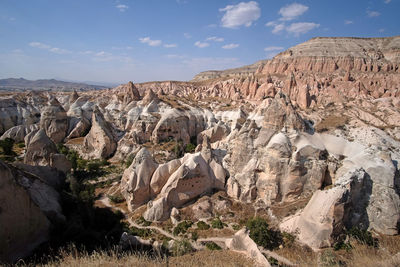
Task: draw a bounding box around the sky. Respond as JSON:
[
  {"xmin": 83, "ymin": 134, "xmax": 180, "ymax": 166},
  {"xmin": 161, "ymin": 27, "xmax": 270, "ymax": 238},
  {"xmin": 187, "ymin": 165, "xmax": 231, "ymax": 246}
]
[{"xmin": 0, "ymin": 0, "xmax": 399, "ymax": 84}]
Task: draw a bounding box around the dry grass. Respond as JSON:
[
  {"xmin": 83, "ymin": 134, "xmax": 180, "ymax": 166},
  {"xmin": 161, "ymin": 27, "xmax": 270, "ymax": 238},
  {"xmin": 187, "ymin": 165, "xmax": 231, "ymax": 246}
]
[
  {"xmin": 23, "ymin": 248, "xmax": 255, "ymax": 267},
  {"xmin": 275, "ymin": 234, "xmax": 400, "ymax": 267}
]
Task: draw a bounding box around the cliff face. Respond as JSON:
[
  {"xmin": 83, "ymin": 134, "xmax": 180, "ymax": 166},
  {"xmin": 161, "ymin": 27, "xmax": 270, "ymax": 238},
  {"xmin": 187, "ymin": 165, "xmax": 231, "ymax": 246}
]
[{"xmin": 259, "ymin": 36, "xmax": 400, "ymax": 75}]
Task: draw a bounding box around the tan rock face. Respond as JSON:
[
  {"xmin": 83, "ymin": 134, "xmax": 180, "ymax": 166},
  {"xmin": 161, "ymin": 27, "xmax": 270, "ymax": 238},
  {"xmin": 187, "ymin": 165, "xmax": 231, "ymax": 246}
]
[
  {"xmin": 280, "ymin": 168, "xmax": 370, "ymax": 250},
  {"xmin": 120, "ymin": 148, "xmax": 159, "ymax": 210},
  {"xmin": 0, "ymin": 160, "xmax": 63, "ymax": 262},
  {"xmin": 225, "ymin": 229, "xmax": 271, "ymax": 267},
  {"xmin": 24, "ymin": 129, "xmax": 58, "ymax": 166},
  {"xmin": 39, "ymin": 98, "xmax": 68, "ymax": 144},
  {"xmin": 83, "ymin": 106, "xmax": 116, "ymax": 159}
]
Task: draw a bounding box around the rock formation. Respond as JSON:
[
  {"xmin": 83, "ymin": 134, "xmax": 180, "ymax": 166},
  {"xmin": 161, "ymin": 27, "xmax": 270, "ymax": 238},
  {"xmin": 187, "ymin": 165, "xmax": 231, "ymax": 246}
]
[
  {"xmin": 83, "ymin": 105, "xmax": 117, "ymax": 159},
  {"xmin": 39, "ymin": 98, "xmax": 69, "ymax": 143},
  {"xmin": 0, "ymin": 160, "xmax": 64, "ymax": 262}
]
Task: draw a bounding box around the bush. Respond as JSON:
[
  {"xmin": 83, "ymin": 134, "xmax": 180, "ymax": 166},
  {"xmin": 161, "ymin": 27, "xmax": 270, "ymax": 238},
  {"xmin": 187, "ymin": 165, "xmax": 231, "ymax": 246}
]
[
  {"xmin": 232, "ymin": 224, "xmax": 241, "ymax": 231},
  {"xmin": 0, "ymin": 138, "xmax": 15, "ymax": 155},
  {"xmin": 205, "ymin": 241, "xmax": 222, "ymax": 251},
  {"xmin": 136, "ymin": 216, "xmax": 151, "ymax": 227},
  {"xmin": 129, "ymin": 226, "xmax": 153, "ymax": 239},
  {"xmin": 197, "ymin": 221, "xmax": 210, "ymax": 230},
  {"xmin": 125, "ymin": 154, "xmax": 135, "ymax": 167},
  {"xmin": 16, "ymin": 142, "xmax": 25, "ymax": 148},
  {"xmin": 191, "ymin": 231, "xmax": 198, "ymax": 241},
  {"xmin": 347, "ymin": 227, "xmax": 377, "ymax": 247},
  {"xmin": 171, "ymin": 239, "xmax": 193, "ymax": 256},
  {"xmin": 108, "ymin": 194, "xmax": 125, "ymax": 204},
  {"xmin": 184, "ymin": 143, "xmax": 196, "ymax": 153},
  {"xmin": 211, "ymin": 217, "xmax": 226, "ymax": 229},
  {"xmin": 246, "ymin": 217, "xmax": 282, "ymax": 250},
  {"xmin": 173, "ymin": 220, "xmax": 193, "ymax": 236}
]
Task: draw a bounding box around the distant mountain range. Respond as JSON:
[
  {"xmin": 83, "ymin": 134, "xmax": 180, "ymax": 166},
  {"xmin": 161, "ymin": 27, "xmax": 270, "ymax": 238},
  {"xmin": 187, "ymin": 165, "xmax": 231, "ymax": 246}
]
[{"xmin": 0, "ymin": 78, "xmax": 110, "ymax": 92}]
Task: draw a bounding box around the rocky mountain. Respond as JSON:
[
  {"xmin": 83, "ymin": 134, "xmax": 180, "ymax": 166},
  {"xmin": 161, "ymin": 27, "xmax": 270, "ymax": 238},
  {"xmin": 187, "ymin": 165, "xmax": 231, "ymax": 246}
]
[
  {"xmin": 1, "ymin": 35, "xmax": 400, "ymax": 265},
  {"xmin": 0, "ymin": 78, "xmax": 108, "ymax": 92}
]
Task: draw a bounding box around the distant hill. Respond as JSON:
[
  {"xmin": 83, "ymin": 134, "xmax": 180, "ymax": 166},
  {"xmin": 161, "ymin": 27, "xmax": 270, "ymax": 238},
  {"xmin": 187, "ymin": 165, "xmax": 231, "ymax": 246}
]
[{"xmin": 0, "ymin": 78, "xmax": 108, "ymax": 92}]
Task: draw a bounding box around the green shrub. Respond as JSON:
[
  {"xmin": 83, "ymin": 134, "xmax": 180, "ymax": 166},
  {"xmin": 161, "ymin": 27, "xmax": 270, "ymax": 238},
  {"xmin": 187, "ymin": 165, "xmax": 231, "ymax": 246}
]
[
  {"xmin": 347, "ymin": 227, "xmax": 377, "ymax": 247},
  {"xmin": 173, "ymin": 220, "xmax": 193, "ymax": 236},
  {"xmin": 0, "ymin": 138, "xmax": 15, "ymax": 155},
  {"xmin": 246, "ymin": 217, "xmax": 282, "ymax": 250},
  {"xmin": 197, "ymin": 221, "xmax": 210, "ymax": 230},
  {"xmin": 191, "ymin": 231, "xmax": 198, "ymax": 241},
  {"xmin": 108, "ymin": 194, "xmax": 125, "ymax": 204},
  {"xmin": 281, "ymin": 232, "xmax": 296, "ymax": 248},
  {"xmin": 205, "ymin": 241, "xmax": 222, "ymax": 251},
  {"xmin": 211, "ymin": 217, "xmax": 226, "ymax": 229},
  {"xmin": 16, "ymin": 142, "xmax": 25, "ymax": 148},
  {"xmin": 232, "ymin": 224, "xmax": 241, "ymax": 231},
  {"xmin": 184, "ymin": 143, "xmax": 196, "ymax": 153},
  {"xmin": 129, "ymin": 226, "xmax": 153, "ymax": 238},
  {"xmin": 171, "ymin": 239, "xmax": 193, "ymax": 256},
  {"xmin": 125, "ymin": 154, "xmax": 135, "ymax": 167},
  {"xmin": 136, "ymin": 216, "xmax": 151, "ymax": 227}
]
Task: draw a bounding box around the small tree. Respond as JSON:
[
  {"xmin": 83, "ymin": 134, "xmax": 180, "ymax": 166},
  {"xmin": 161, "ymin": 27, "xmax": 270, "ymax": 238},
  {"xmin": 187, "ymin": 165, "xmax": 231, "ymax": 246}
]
[{"xmin": 246, "ymin": 217, "xmax": 282, "ymax": 250}]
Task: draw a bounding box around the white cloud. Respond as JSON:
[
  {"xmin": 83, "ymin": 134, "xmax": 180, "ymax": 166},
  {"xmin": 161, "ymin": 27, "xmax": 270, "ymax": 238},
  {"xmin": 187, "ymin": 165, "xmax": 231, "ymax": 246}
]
[
  {"xmin": 344, "ymin": 20, "xmax": 353, "ymax": 25},
  {"xmin": 116, "ymin": 4, "xmax": 128, "ymax": 12},
  {"xmin": 139, "ymin": 37, "xmax": 162, "ymax": 47},
  {"xmin": 164, "ymin": 44, "xmax": 177, "ymax": 48},
  {"xmin": 95, "ymin": 51, "xmax": 111, "ymax": 57},
  {"xmin": 278, "ymin": 3, "xmax": 308, "ymax": 21},
  {"xmin": 264, "ymin": 46, "xmax": 284, "ymax": 52},
  {"xmin": 286, "ymin": 22, "xmax": 320, "ymax": 36},
  {"xmin": 384, "ymin": 0, "xmax": 391, "ymax": 3},
  {"xmin": 222, "ymin": 43, "xmax": 239, "ymax": 49},
  {"xmin": 367, "ymin": 11, "xmax": 380, "ymax": 17},
  {"xmin": 266, "ymin": 3, "xmax": 318, "ymax": 35},
  {"xmin": 266, "ymin": 22, "xmax": 285, "ymax": 33},
  {"xmin": 29, "ymin": 42, "xmax": 71, "ymax": 54},
  {"xmin": 222, "ymin": 44, "xmax": 239, "ymax": 49},
  {"xmin": 206, "ymin": 36, "xmax": 224, "ymax": 42},
  {"xmin": 184, "ymin": 33, "xmax": 192, "ymax": 39},
  {"xmin": 379, "ymin": 28, "xmax": 385, "ymax": 33},
  {"xmin": 49, "ymin": 47, "xmax": 70, "ymax": 54},
  {"xmin": 194, "ymin": 41, "xmax": 210, "ymax": 48},
  {"xmin": 29, "ymin": 42, "xmax": 51, "ymax": 49},
  {"xmin": 219, "ymin": 1, "xmax": 261, "ymax": 29}
]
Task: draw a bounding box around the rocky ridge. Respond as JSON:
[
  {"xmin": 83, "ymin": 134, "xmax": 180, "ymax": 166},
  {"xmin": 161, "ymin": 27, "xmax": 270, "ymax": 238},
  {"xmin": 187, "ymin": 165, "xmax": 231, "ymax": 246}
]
[{"xmin": 0, "ymin": 35, "xmax": 400, "ymax": 263}]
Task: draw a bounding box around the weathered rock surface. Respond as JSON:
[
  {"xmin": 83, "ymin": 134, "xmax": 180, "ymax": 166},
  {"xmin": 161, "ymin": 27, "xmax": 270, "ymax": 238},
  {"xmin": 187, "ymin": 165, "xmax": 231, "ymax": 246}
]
[
  {"xmin": 24, "ymin": 129, "xmax": 58, "ymax": 166},
  {"xmin": 0, "ymin": 160, "xmax": 64, "ymax": 263},
  {"xmin": 83, "ymin": 106, "xmax": 117, "ymax": 159},
  {"xmin": 143, "ymin": 147, "xmax": 226, "ymax": 221},
  {"xmin": 39, "ymin": 98, "xmax": 68, "ymax": 143},
  {"xmin": 280, "ymin": 168, "xmax": 370, "ymax": 250},
  {"xmin": 120, "ymin": 148, "xmax": 159, "ymax": 210},
  {"xmin": 225, "ymin": 229, "xmax": 271, "ymax": 267}
]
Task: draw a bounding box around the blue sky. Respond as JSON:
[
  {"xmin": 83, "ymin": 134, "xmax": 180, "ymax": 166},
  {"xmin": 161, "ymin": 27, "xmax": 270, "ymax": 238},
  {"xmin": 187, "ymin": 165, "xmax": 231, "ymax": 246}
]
[{"xmin": 0, "ymin": 0, "xmax": 399, "ymax": 84}]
